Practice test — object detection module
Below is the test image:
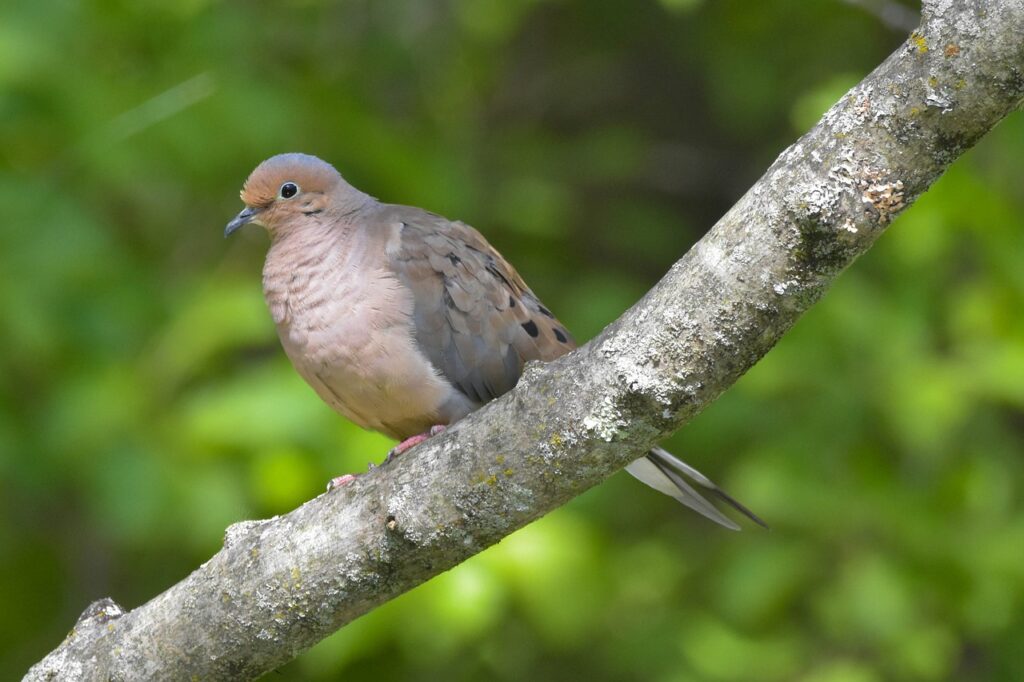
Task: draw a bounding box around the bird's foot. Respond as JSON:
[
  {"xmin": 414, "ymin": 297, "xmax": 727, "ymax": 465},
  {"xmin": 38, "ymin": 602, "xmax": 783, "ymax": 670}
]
[
  {"xmin": 326, "ymin": 473, "xmax": 358, "ymax": 491},
  {"xmin": 329, "ymin": 425, "xmax": 448, "ymax": 487},
  {"xmin": 385, "ymin": 425, "xmax": 447, "ymax": 464}
]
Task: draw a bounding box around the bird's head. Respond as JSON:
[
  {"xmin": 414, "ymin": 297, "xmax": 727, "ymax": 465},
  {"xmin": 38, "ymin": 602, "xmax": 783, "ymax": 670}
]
[{"xmin": 225, "ymin": 153, "xmax": 368, "ymax": 238}]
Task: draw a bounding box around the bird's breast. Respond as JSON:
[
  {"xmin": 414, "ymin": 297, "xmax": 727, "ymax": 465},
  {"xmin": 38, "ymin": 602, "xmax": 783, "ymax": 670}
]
[{"xmin": 262, "ymin": 249, "xmax": 455, "ymax": 440}]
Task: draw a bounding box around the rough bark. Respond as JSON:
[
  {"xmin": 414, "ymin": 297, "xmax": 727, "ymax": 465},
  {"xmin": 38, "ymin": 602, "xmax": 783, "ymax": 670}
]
[{"xmin": 26, "ymin": 1, "xmax": 1024, "ymax": 679}]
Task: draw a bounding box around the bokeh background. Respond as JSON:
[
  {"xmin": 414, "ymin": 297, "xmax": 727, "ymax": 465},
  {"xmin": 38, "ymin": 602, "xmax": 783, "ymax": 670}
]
[{"xmin": 3, "ymin": 0, "xmax": 1022, "ymax": 679}]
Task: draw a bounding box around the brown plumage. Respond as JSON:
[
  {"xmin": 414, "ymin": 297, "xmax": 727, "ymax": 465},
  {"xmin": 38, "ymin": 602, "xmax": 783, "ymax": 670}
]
[{"xmin": 226, "ymin": 153, "xmax": 763, "ymax": 529}]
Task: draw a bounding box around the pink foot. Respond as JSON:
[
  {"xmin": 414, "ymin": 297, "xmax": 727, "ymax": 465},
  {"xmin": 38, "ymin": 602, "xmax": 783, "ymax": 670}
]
[
  {"xmin": 326, "ymin": 473, "xmax": 357, "ymax": 491},
  {"xmin": 386, "ymin": 425, "xmax": 447, "ymax": 462}
]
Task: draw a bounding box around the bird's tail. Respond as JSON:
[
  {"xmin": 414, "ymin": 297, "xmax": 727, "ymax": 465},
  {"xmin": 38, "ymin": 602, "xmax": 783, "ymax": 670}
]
[{"xmin": 624, "ymin": 447, "xmax": 768, "ymax": 531}]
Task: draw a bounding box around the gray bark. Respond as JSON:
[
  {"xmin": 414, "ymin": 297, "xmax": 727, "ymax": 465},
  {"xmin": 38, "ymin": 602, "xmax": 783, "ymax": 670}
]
[{"xmin": 26, "ymin": 1, "xmax": 1024, "ymax": 679}]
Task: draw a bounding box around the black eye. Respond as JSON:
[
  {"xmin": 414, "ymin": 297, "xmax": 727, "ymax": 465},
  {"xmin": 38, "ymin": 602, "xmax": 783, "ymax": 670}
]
[{"xmin": 279, "ymin": 182, "xmax": 299, "ymax": 199}]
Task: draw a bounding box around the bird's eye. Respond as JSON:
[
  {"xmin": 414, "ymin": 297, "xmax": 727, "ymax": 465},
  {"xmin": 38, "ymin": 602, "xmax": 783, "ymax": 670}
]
[{"xmin": 279, "ymin": 182, "xmax": 299, "ymax": 199}]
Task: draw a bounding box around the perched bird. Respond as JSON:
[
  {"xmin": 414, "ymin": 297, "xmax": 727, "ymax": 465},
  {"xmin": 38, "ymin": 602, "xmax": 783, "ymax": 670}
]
[{"xmin": 226, "ymin": 153, "xmax": 764, "ymax": 530}]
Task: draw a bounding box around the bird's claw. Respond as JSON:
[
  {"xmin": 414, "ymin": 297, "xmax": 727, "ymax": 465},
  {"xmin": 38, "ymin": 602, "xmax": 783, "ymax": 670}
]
[
  {"xmin": 326, "ymin": 473, "xmax": 357, "ymax": 491},
  {"xmin": 384, "ymin": 424, "xmax": 447, "ymax": 464},
  {"xmin": 328, "ymin": 425, "xmax": 448, "ymax": 490}
]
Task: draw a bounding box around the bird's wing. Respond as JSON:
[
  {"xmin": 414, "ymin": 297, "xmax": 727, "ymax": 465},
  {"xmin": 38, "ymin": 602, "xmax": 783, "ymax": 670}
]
[{"xmin": 385, "ymin": 205, "xmax": 576, "ymax": 405}]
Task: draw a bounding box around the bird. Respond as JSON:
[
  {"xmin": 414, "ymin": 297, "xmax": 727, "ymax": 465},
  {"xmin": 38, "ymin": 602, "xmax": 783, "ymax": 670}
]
[{"xmin": 225, "ymin": 153, "xmax": 764, "ymax": 530}]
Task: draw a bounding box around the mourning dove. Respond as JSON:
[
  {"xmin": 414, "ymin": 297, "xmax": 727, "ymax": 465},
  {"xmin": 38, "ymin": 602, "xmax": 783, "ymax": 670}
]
[{"xmin": 226, "ymin": 153, "xmax": 764, "ymax": 530}]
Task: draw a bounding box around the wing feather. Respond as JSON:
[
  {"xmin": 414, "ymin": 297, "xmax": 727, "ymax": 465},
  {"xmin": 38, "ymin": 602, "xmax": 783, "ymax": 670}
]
[{"xmin": 385, "ymin": 205, "xmax": 576, "ymax": 405}]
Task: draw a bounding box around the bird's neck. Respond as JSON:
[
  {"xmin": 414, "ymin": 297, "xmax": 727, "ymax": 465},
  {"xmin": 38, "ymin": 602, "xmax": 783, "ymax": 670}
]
[
  {"xmin": 261, "ymin": 206, "xmax": 383, "ymax": 327},
  {"xmin": 269, "ymin": 213, "xmax": 346, "ymax": 252},
  {"xmin": 331, "ymin": 180, "xmax": 376, "ymax": 218}
]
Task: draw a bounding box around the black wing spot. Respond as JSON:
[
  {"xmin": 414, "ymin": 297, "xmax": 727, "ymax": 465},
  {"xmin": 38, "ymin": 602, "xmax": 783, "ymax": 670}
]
[
  {"xmin": 521, "ymin": 320, "xmax": 539, "ymax": 337},
  {"xmin": 442, "ymin": 279, "xmax": 456, "ymax": 309},
  {"xmin": 553, "ymin": 328, "xmax": 568, "ymax": 343},
  {"xmin": 486, "ymin": 261, "xmax": 514, "ymax": 289},
  {"xmin": 447, "ymin": 252, "xmax": 462, "ymax": 266},
  {"xmin": 538, "ymin": 305, "xmax": 555, "ymax": 318},
  {"xmin": 508, "ymin": 296, "xmax": 517, "ymax": 308}
]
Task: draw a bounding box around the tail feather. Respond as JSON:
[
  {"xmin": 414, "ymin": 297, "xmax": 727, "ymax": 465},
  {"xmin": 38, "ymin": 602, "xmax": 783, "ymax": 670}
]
[{"xmin": 625, "ymin": 447, "xmax": 768, "ymax": 530}]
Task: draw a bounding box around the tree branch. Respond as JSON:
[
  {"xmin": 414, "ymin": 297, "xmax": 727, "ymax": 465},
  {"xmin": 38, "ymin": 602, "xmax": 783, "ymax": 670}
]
[{"xmin": 27, "ymin": 1, "xmax": 1024, "ymax": 679}]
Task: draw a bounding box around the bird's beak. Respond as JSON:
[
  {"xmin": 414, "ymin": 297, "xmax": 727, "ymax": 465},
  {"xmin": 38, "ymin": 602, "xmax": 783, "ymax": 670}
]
[{"xmin": 224, "ymin": 206, "xmax": 262, "ymax": 237}]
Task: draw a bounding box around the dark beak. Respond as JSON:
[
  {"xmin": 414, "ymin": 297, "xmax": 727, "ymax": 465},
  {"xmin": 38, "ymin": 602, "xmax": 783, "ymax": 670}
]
[{"xmin": 224, "ymin": 206, "xmax": 262, "ymax": 237}]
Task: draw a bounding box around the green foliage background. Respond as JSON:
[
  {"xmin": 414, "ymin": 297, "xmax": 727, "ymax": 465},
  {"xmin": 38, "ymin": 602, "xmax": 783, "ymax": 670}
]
[{"xmin": 2, "ymin": 0, "xmax": 1022, "ymax": 679}]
